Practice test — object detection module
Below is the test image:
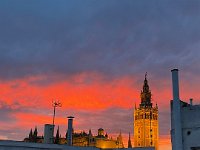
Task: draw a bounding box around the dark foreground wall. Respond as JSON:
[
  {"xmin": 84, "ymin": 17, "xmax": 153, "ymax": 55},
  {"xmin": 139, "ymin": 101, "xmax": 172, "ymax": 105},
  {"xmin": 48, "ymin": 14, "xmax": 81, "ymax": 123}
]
[
  {"xmin": 0, "ymin": 140, "xmax": 98, "ymax": 150},
  {"xmin": 0, "ymin": 140, "xmax": 154, "ymax": 150}
]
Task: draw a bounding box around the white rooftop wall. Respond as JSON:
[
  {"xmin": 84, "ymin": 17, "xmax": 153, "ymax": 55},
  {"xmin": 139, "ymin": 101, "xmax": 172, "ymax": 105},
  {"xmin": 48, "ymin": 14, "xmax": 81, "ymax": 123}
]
[{"xmin": 181, "ymin": 104, "xmax": 200, "ymax": 150}]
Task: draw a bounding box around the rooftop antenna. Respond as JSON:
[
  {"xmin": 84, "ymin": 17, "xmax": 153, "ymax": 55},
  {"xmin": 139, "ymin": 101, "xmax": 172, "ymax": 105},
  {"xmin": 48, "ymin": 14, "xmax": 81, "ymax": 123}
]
[{"xmin": 52, "ymin": 100, "xmax": 62, "ymax": 126}]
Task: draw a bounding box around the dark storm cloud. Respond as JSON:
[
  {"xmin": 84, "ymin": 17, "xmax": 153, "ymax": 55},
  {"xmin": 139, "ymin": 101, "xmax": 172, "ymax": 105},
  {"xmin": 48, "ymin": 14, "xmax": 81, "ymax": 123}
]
[
  {"xmin": 0, "ymin": 0, "xmax": 200, "ymax": 80},
  {"xmin": 0, "ymin": 101, "xmax": 21, "ymax": 122},
  {"xmin": 0, "ymin": 100, "xmax": 43, "ymax": 123}
]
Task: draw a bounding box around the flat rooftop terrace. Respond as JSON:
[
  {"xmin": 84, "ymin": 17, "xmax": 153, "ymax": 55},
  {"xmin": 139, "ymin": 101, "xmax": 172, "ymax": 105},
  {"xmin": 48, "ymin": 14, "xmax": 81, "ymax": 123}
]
[{"xmin": 0, "ymin": 140, "xmax": 155, "ymax": 150}]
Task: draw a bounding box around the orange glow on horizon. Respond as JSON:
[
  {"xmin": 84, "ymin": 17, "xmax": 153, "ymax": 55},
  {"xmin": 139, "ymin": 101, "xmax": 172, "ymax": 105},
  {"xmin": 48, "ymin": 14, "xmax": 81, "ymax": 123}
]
[{"xmin": 0, "ymin": 72, "xmax": 200, "ymax": 149}]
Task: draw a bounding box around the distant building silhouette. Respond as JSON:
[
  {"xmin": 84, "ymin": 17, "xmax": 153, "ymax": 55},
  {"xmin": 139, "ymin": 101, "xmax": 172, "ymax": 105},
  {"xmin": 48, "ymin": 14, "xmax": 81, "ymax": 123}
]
[
  {"xmin": 24, "ymin": 126, "xmax": 43, "ymax": 143},
  {"xmin": 64, "ymin": 128, "xmax": 124, "ymax": 148},
  {"xmin": 24, "ymin": 127, "xmax": 124, "ymax": 149}
]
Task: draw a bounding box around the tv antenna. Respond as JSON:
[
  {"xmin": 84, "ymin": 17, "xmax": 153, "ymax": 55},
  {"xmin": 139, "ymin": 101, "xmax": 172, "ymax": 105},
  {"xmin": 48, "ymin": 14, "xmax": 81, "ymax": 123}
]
[{"xmin": 52, "ymin": 100, "xmax": 62, "ymax": 126}]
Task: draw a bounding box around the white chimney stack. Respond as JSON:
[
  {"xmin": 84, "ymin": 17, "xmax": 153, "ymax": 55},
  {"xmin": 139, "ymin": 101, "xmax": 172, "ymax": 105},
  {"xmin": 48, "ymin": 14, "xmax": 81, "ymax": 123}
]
[
  {"xmin": 171, "ymin": 69, "xmax": 183, "ymax": 150},
  {"xmin": 172, "ymin": 69, "xmax": 179, "ymax": 101}
]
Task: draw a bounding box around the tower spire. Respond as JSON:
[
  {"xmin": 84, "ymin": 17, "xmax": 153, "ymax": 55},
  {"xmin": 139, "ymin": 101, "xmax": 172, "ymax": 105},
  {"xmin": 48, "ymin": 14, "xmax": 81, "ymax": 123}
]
[
  {"xmin": 29, "ymin": 128, "xmax": 33, "ymax": 139},
  {"xmin": 143, "ymin": 72, "xmax": 149, "ymax": 92},
  {"xmin": 140, "ymin": 72, "xmax": 152, "ymax": 108},
  {"xmin": 145, "ymin": 72, "xmax": 147, "ymax": 80},
  {"xmin": 128, "ymin": 132, "xmax": 132, "ymax": 148},
  {"xmin": 55, "ymin": 126, "xmax": 60, "ymax": 144}
]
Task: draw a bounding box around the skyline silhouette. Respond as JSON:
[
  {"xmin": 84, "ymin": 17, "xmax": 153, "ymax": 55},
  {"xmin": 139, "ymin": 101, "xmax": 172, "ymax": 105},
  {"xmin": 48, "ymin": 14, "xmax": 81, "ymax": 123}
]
[{"xmin": 1, "ymin": 1, "xmax": 200, "ymax": 150}]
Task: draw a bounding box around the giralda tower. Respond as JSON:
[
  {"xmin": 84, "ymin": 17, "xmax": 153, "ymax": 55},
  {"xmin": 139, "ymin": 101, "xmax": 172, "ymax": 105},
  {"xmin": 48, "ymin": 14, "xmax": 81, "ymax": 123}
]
[{"xmin": 134, "ymin": 73, "xmax": 159, "ymax": 150}]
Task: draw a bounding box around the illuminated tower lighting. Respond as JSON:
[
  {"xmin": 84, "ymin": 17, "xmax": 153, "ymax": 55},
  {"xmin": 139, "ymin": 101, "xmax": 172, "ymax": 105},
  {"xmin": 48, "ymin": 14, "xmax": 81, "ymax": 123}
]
[{"xmin": 133, "ymin": 73, "xmax": 159, "ymax": 150}]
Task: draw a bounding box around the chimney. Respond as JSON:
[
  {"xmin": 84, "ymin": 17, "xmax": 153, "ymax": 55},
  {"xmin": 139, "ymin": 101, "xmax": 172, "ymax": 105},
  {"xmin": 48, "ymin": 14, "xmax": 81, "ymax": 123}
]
[
  {"xmin": 67, "ymin": 116, "xmax": 74, "ymax": 146},
  {"xmin": 171, "ymin": 69, "xmax": 179, "ymax": 101},
  {"xmin": 44, "ymin": 124, "xmax": 54, "ymax": 144},
  {"xmin": 171, "ymin": 69, "xmax": 183, "ymax": 150}
]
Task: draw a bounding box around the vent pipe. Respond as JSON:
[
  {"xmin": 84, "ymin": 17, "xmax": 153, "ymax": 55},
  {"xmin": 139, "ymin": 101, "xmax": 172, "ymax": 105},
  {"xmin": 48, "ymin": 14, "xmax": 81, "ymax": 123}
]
[
  {"xmin": 171, "ymin": 69, "xmax": 183, "ymax": 150},
  {"xmin": 67, "ymin": 116, "xmax": 74, "ymax": 146}
]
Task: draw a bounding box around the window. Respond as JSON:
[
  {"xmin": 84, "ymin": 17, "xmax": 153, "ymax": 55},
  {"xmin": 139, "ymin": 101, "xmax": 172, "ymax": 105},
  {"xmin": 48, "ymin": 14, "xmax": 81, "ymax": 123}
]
[{"xmin": 187, "ymin": 131, "xmax": 191, "ymax": 135}]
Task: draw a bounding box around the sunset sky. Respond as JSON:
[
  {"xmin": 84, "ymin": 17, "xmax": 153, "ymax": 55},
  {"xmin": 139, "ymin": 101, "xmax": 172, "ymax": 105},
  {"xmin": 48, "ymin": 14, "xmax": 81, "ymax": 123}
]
[{"xmin": 1, "ymin": 1, "xmax": 200, "ymax": 150}]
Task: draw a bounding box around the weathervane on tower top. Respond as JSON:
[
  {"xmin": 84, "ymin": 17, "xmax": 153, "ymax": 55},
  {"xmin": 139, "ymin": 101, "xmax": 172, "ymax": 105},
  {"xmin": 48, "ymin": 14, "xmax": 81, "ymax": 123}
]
[{"xmin": 145, "ymin": 72, "xmax": 147, "ymax": 79}]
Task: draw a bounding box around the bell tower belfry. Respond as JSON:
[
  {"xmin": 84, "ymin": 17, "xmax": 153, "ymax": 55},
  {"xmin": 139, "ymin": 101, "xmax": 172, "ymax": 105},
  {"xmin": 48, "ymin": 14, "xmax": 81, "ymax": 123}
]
[{"xmin": 134, "ymin": 73, "xmax": 159, "ymax": 150}]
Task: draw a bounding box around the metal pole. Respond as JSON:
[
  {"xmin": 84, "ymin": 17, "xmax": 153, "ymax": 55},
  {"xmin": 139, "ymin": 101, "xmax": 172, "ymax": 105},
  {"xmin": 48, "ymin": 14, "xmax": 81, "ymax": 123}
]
[
  {"xmin": 53, "ymin": 106, "xmax": 56, "ymax": 126},
  {"xmin": 52, "ymin": 100, "xmax": 62, "ymax": 126},
  {"xmin": 52, "ymin": 100, "xmax": 62, "ymax": 141}
]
